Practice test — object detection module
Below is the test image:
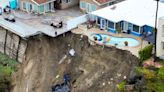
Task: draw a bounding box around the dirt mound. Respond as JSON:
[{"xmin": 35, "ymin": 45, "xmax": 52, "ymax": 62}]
[{"xmin": 12, "ymin": 32, "xmax": 139, "ymax": 92}]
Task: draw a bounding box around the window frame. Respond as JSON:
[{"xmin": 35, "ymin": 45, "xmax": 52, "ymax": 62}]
[
  {"xmin": 65, "ymin": 0, "xmax": 71, "ymax": 3},
  {"xmin": 23, "ymin": 2, "xmax": 26, "ymax": 10},
  {"xmin": 133, "ymin": 24, "xmax": 140, "ymax": 33},
  {"xmin": 80, "ymin": 2, "xmax": 86, "ymax": 9},
  {"xmin": 108, "ymin": 21, "xmax": 114, "ymax": 29}
]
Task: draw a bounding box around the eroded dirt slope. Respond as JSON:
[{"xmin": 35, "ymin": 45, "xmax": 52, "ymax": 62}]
[{"xmin": 12, "ymin": 32, "xmax": 139, "ymax": 92}]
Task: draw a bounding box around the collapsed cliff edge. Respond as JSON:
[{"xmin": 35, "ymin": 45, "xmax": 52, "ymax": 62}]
[{"xmin": 11, "ymin": 32, "xmax": 139, "ymax": 92}]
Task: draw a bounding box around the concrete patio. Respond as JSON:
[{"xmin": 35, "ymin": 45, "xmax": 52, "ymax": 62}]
[{"xmin": 0, "ymin": 6, "xmax": 84, "ymax": 38}]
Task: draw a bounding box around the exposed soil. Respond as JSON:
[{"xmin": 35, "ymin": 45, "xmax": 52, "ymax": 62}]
[{"xmin": 12, "ymin": 32, "xmax": 139, "ymax": 92}]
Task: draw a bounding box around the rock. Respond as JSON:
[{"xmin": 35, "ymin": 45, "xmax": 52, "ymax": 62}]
[
  {"xmin": 110, "ymin": 78, "xmax": 113, "ymax": 81},
  {"xmin": 117, "ymin": 73, "xmax": 121, "ymax": 77},
  {"xmin": 69, "ymin": 49, "xmax": 75, "ymax": 56},
  {"xmin": 55, "ymin": 75, "xmax": 60, "ymax": 79},
  {"xmin": 124, "ymin": 76, "xmax": 127, "ymax": 79},
  {"xmin": 68, "ymin": 44, "xmax": 71, "ymax": 47},
  {"xmin": 102, "ymin": 82, "xmax": 106, "ymax": 86},
  {"xmin": 80, "ymin": 35, "xmax": 83, "ymax": 38}
]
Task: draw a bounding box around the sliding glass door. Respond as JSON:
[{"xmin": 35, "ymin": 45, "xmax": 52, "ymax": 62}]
[{"xmin": 100, "ymin": 19, "xmax": 106, "ymax": 29}]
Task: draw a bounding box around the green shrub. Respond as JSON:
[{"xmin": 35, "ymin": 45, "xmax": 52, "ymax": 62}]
[
  {"xmin": 0, "ymin": 66, "xmax": 12, "ymax": 76},
  {"xmin": 135, "ymin": 67, "xmax": 155, "ymax": 79},
  {"xmin": 157, "ymin": 66, "xmax": 164, "ymax": 79},
  {"xmin": 0, "ymin": 52, "xmax": 18, "ymax": 92},
  {"xmin": 116, "ymin": 24, "xmax": 121, "ymax": 34},
  {"xmin": 117, "ymin": 81, "xmax": 125, "ymax": 91},
  {"xmin": 0, "ymin": 72, "xmax": 12, "ymax": 92},
  {"xmin": 135, "ymin": 67, "xmax": 164, "ymax": 92},
  {"xmin": 0, "ymin": 53, "xmax": 17, "ymax": 71},
  {"xmin": 139, "ymin": 45, "xmax": 153, "ymax": 62}
]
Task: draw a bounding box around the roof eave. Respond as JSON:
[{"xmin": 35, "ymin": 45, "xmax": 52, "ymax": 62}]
[
  {"xmin": 31, "ymin": 0, "xmax": 56, "ymax": 6},
  {"xmin": 93, "ymin": 0, "xmax": 116, "ymax": 6}
]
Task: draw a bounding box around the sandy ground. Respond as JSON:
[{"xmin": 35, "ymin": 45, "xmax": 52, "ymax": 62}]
[{"xmin": 12, "ymin": 32, "xmax": 139, "ymax": 92}]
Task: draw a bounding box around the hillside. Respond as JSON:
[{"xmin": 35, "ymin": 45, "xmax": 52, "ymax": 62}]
[{"xmin": 12, "ymin": 32, "xmax": 139, "ymax": 92}]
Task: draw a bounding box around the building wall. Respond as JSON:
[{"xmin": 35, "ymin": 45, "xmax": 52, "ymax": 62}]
[
  {"xmin": 59, "ymin": 0, "xmax": 79, "ymax": 9},
  {"xmin": 157, "ymin": 18, "xmax": 164, "ymax": 59},
  {"xmin": 95, "ymin": 16, "xmax": 144, "ymax": 36},
  {"xmin": 0, "ymin": 26, "xmax": 27, "ymax": 63},
  {"xmin": 80, "ymin": 0, "xmax": 100, "ymax": 13},
  {"xmin": 19, "ymin": 1, "xmax": 53, "ymax": 14},
  {"xmin": 79, "ymin": 0, "xmax": 125, "ymax": 13}
]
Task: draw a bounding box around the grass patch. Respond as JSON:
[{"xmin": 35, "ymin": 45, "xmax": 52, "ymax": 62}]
[
  {"xmin": 135, "ymin": 66, "xmax": 164, "ymax": 92},
  {"xmin": 0, "ymin": 52, "xmax": 17, "ymax": 72},
  {"xmin": 117, "ymin": 81, "xmax": 125, "ymax": 91}
]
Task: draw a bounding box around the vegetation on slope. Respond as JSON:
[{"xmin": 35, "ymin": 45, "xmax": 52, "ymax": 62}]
[
  {"xmin": 0, "ymin": 52, "xmax": 18, "ymax": 92},
  {"xmin": 136, "ymin": 66, "xmax": 164, "ymax": 92}
]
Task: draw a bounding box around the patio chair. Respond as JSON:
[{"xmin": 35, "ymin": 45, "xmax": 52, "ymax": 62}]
[
  {"xmin": 52, "ymin": 21, "xmax": 63, "ymax": 28},
  {"xmin": 4, "ymin": 15, "xmax": 15, "ymax": 23},
  {"xmin": 3, "ymin": 5, "xmax": 11, "ymax": 14}
]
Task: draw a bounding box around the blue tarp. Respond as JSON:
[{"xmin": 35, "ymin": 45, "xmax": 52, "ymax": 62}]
[
  {"xmin": 9, "ymin": 0, "xmax": 17, "ymax": 9},
  {"xmin": 52, "ymin": 74, "xmax": 71, "ymax": 92}
]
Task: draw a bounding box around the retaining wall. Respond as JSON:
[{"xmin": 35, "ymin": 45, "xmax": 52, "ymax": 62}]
[{"xmin": 0, "ymin": 26, "xmax": 27, "ymax": 63}]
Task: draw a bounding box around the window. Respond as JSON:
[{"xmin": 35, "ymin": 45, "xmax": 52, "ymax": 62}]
[
  {"xmin": 97, "ymin": 17, "xmax": 100, "ymax": 25},
  {"xmin": 120, "ymin": 21, "xmax": 124, "ymax": 30},
  {"xmin": 133, "ymin": 24, "xmax": 139, "ymax": 32},
  {"xmin": 128, "ymin": 23, "xmax": 133, "ymax": 31},
  {"xmin": 40, "ymin": 5, "xmax": 44, "ymax": 13},
  {"xmin": 108, "ymin": 21, "xmax": 114, "ymax": 29},
  {"xmin": 29, "ymin": 4, "xmax": 32, "ymax": 11},
  {"xmin": 140, "ymin": 27, "xmax": 144, "ymax": 34},
  {"xmin": 65, "ymin": 0, "xmax": 71, "ymax": 3},
  {"xmin": 33, "ymin": 5, "xmax": 38, "ymax": 12},
  {"xmin": 80, "ymin": 2, "xmax": 86, "ymax": 9},
  {"xmin": 23, "ymin": 2, "xmax": 26, "ymax": 9},
  {"xmin": 91, "ymin": 5, "xmax": 96, "ymax": 11},
  {"xmin": 45, "ymin": 3, "xmax": 49, "ymax": 12},
  {"xmin": 49, "ymin": 3, "xmax": 51, "ymax": 10},
  {"xmin": 109, "ymin": 1, "xmax": 115, "ymax": 5}
]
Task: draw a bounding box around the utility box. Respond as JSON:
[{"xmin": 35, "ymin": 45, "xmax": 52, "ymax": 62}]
[{"xmin": 9, "ymin": 0, "xmax": 17, "ymax": 9}]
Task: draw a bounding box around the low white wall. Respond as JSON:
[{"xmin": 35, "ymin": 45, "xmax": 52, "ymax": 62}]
[
  {"xmin": 67, "ymin": 14, "xmax": 88, "ymax": 30},
  {"xmin": 157, "ymin": 18, "xmax": 164, "ymax": 58}
]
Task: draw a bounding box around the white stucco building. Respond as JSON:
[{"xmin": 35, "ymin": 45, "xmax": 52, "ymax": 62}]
[{"xmin": 157, "ymin": 17, "xmax": 164, "ymax": 59}]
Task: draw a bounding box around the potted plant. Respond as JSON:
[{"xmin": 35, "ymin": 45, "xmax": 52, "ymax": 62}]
[
  {"xmin": 124, "ymin": 41, "xmax": 128, "ymax": 46},
  {"xmin": 116, "ymin": 24, "xmax": 122, "ymax": 36}
]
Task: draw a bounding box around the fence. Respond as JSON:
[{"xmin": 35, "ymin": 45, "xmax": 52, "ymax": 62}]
[{"xmin": 67, "ymin": 14, "xmax": 88, "ymax": 31}]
